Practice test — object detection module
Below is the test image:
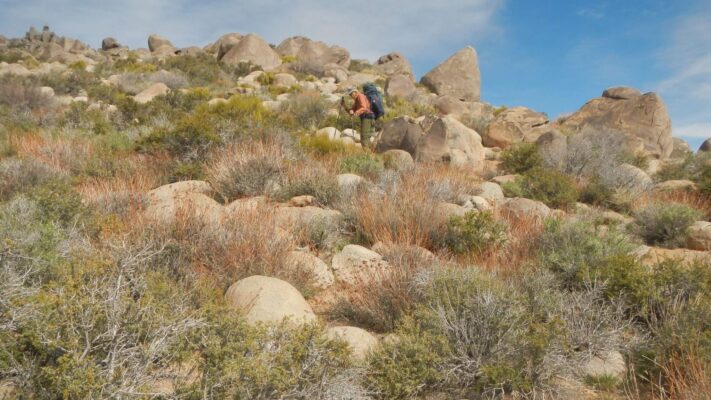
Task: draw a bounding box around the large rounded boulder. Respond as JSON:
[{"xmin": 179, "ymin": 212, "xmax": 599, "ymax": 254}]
[
  {"xmin": 420, "ymin": 46, "xmax": 481, "ymax": 102},
  {"xmin": 483, "ymin": 107, "xmax": 549, "ymax": 148},
  {"xmin": 221, "ymin": 33, "xmax": 281, "ymax": 71},
  {"xmin": 225, "ymin": 275, "xmax": 317, "ymax": 325},
  {"xmin": 559, "ymin": 88, "xmax": 673, "ymax": 159},
  {"xmin": 416, "ymin": 115, "xmax": 486, "ymax": 168}
]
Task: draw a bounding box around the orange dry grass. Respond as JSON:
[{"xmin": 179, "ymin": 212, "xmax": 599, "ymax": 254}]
[
  {"xmin": 469, "ymin": 211, "xmax": 545, "ymax": 278},
  {"xmin": 352, "ymin": 164, "xmax": 482, "ymax": 248},
  {"xmin": 76, "ymin": 153, "xmax": 169, "ymax": 203},
  {"xmin": 653, "ymin": 350, "xmax": 711, "ymax": 400},
  {"xmin": 642, "ymin": 189, "xmax": 711, "ymax": 218},
  {"xmin": 10, "ymin": 132, "xmax": 93, "ymax": 172}
]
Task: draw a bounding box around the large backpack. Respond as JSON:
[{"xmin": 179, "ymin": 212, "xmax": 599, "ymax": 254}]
[{"xmin": 362, "ymin": 82, "xmax": 385, "ymax": 119}]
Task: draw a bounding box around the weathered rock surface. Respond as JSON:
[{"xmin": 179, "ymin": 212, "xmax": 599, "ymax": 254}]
[
  {"xmin": 670, "ymin": 137, "xmax": 693, "ymax": 160},
  {"xmin": 560, "ymin": 88, "xmax": 672, "ymax": 158},
  {"xmin": 284, "ymin": 251, "xmax": 335, "ymax": 289},
  {"xmin": 635, "ymin": 245, "xmax": 711, "ymax": 266},
  {"xmin": 376, "ymin": 116, "xmax": 426, "ymax": 155},
  {"xmin": 276, "ymin": 36, "xmax": 350, "ymax": 70},
  {"xmin": 133, "ymin": 82, "xmax": 169, "ymax": 104},
  {"xmin": 385, "ymin": 74, "xmax": 417, "ymax": 99},
  {"xmin": 225, "ymin": 275, "xmax": 316, "ymax": 325},
  {"xmin": 483, "ymin": 107, "xmax": 549, "ymax": 148},
  {"xmin": 326, "ymin": 326, "xmax": 378, "ymax": 359},
  {"xmin": 331, "ymin": 245, "xmax": 390, "ymax": 285},
  {"xmin": 416, "ymin": 115, "xmax": 485, "ymax": 167},
  {"xmin": 382, "ymin": 149, "xmax": 415, "ymax": 171},
  {"xmin": 374, "ymin": 52, "xmax": 414, "ymax": 78},
  {"xmin": 221, "ymin": 34, "xmax": 281, "ymax": 71},
  {"xmin": 700, "ymin": 138, "xmax": 711, "ymax": 153},
  {"xmin": 686, "ymin": 221, "xmax": 711, "ymax": 251},
  {"xmin": 653, "ymin": 180, "xmax": 698, "ymax": 192},
  {"xmin": 501, "ymin": 197, "xmax": 552, "ymax": 220},
  {"xmin": 602, "ymin": 86, "xmax": 642, "ymax": 100},
  {"xmin": 582, "ymin": 351, "xmax": 626, "ymax": 380},
  {"xmin": 420, "ymin": 46, "xmax": 481, "ymax": 102},
  {"xmin": 473, "ymin": 182, "xmax": 505, "ymax": 204},
  {"xmin": 148, "ymin": 34, "xmax": 176, "ymax": 54},
  {"xmin": 101, "ymin": 37, "xmax": 121, "ymax": 51}
]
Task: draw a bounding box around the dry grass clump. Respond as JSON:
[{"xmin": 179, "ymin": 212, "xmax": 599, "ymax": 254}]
[
  {"xmin": 331, "ymin": 244, "xmax": 439, "ymax": 332},
  {"xmin": 207, "ymin": 139, "xmax": 293, "ymax": 202},
  {"xmin": 277, "ymin": 161, "xmax": 341, "ymax": 206},
  {"xmin": 349, "ymin": 165, "xmax": 480, "ymax": 248},
  {"xmin": 120, "ymin": 202, "xmax": 314, "ymax": 293}
]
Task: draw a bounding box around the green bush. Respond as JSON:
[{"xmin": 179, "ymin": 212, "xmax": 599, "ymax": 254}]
[
  {"xmin": 279, "ymin": 91, "xmax": 329, "ymax": 130},
  {"xmin": 161, "ymin": 53, "xmax": 228, "ymax": 86},
  {"xmin": 339, "ymin": 153, "xmax": 384, "ymax": 178},
  {"xmin": 210, "ymin": 156, "xmax": 283, "ymax": 201},
  {"xmin": 439, "ymin": 210, "xmax": 507, "ymax": 255},
  {"xmin": 365, "ymin": 318, "xmax": 448, "ymax": 399},
  {"xmin": 0, "ymin": 158, "xmax": 62, "ymax": 201},
  {"xmin": 538, "ymin": 218, "xmax": 637, "ymax": 290},
  {"xmin": 500, "ymin": 142, "xmax": 542, "ymax": 174},
  {"xmin": 383, "ymin": 96, "xmax": 436, "ymax": 121},
  {"xmin": 299, "ymin": 134, "xmax": 356, "ymax": 155},
  {"xmin": 176, "ymin": 308, "xmax": 352, "ymax": 399},
  {"xmin": 579, "ymin": 174, "xmax": 615, "ymax": 207},
  {"xmin": 136, "ymin": 110, "xmax": 221, "ymax": 160},
  {"xmin": 631, "ymin": 202, "xmax": 702, "ymax": 248},
  {"xmin": 28, "ymin": 180, "xmax": 84, "ymax": 226},
  {"xmin": 508, "ymin": 167, "xmax": 579, "ymax": 209}
]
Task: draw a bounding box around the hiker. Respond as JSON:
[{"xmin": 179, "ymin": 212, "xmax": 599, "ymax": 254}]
[{"xmin": 343, "ymin": 87, "xmax": 375, "ymax": 148}]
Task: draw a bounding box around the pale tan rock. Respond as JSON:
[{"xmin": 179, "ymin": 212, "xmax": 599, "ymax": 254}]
[
  {"xmin": 331, "ymin": 245, "xmax": 390, "ymax": 285},
  {"xmin": 382, "ymin": 149, "xmax": 415, "ymax": 171},
  {"xmin": 375, "ymin": 116, "xmax": 425, "ymax": 155},
  {"xmin": 637, "ymin": 246, "xmax": 711, "ymax": 266},
  {"xmin": 221, "ymin": 34, "xmax": 281, "ymax": 71},
  {"xmin": 385, "ymin": 74, "xmax": 416, "ymax": 99},
  {"xmin": 276, "ymin": 36, "xmax": 350, "ymax": 70},
  {"xmin": 288, "ymin": 195, "xmax": 317, "ymax": 207},
  {"xmin": 148, "ymin": 34, "xmax": 175, "ymax": 53},
  {"xmin": 582, "ymin": 351, "xmax": 626, "ymax": 380},
  {"xmin": 474, "ymin": 181, "xmax": 505, "ymax": 204},
  {"xmin": 560, "ymin": 89, "xmax": 672, "ymax": 158},
  {"xmin": 326, "ymin": 326, "xmax": 379, "ymax": 360},
  {"xmin": 284, "ymin": 251, "xmax": 334, "ymax": 289},
  {"xmin": 144, "ymin": 192, "xmax": 225, "ymax": 227},
  {"xmin": 416, "ymin": 115, "xmax": 485, "ymax": 168},
  {"xmin": 602, "ymin": 86, "xmax": 642, "ymax": 100},
  {"xmin": 490, "ymin": 174, "xmax": 519, "ymax": 185},
  {"xmin": 421, "ymin": 46, "xmax": 481, "ymax": 101},
  {"xmin": 273, "ymin": 73, "xmax": 297, "ymax": 88},
  {"xmin": 374, "ymin": 52, "xmax": 414, "ymax": 77},
  {"xmin": 225, "ymin": 275, "xmax": 316, "ymax": 325},
  {"xmin": 686, "ymin": 221, "xmax": 711, "ymax": 251},
  {"xmin": 500, "ymin": 197, "xmax": 551, "ymax": 220},
  {"xmin": 483, "ymin": 107, "xmax": 549, "ymax": 148},
  {"xmin": 133, "ymin": 82, "xmax": 169, "ymax": 104}
]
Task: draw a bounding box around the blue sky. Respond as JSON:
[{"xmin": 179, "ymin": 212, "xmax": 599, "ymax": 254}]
[{"xmin": 1, "ymin": 0, "xmax": 709, "ymax": 149}]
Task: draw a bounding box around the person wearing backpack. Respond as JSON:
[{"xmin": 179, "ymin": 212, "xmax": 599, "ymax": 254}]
[{"xmin": 343, "ymin": 87, "xmax": 376, "ymax": 149}]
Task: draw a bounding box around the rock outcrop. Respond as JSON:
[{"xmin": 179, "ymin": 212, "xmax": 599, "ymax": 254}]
[
  {"xmin": 420, "ymin": 46, "xmax": 481, "ymax": 102},
  {"xmin": 374, "ymin": 52, "xmax": 414, "ymax": 78},
  {"xmin": 416, "ymin": 115, "xmax": 486, "ymax": 167},
  {"xmin": 331, "ymin": 245, "xmax": 390, "ymax": 285},
  {"xmin": 133, "ymin": 82, "xmax": 169, "ymax": 104},
  {"xmin": 276, "ymin": 36, "xmax": 350, "ymax": 71},
  {"xmin": 559, "ymin": 88, "xmax": 673, "ymax": 158},
  {"xmin": 483, "ymin": 107, "xmax": 549, "ymax": 148},
  {"xmin": 101, "ymin": 37, "xmax": 121, "ymax": 51},
  {"xmin": 376, "ymin": 116, "xmax": 426, "ymax": 155},
  {"xmin": 225, "ymin": 275, "xmax": 316, "ymax": 325},
  {"xmin": 148, "ymin": 34, "xmax": 176, "ymax": 55},
  {"xmin": 221, "ymin": 34, "xmax": 281, "ymax": 71},
  {"xmin": 686, "ymin": 221, "xmax": 711, "ymax": 251},
  {"xmin": 700, "ymin": 138, "xmax": 711, "ymax": 153}
]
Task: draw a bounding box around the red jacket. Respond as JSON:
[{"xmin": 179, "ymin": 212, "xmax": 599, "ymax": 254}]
[{"xmin": 350, "ymin": 92, "xmax": 371, "ymax": 117}]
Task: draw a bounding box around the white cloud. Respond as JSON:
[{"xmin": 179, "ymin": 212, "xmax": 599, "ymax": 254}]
[
  {"xmin": 0, "ymin": 0, "xmax": 503, "ymax": 62},
  {"xmin": 674, "ymin": 123, "xmax": 711, "ymax": 139},
  {"xmin": 657, "ymin": 3, "xmax": 711, "ymax": 129}
]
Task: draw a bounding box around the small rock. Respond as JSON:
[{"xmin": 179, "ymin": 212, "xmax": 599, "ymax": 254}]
[
  {"xmin": 134, "ymin": 82, "xmax": 169, "ymax": 104},
  {"xmin": 331, "ymin": 245, "xmax": 390, "ymax": 285},
  {"xmin": 686, "ymin": 221, "xmax": 711, "ymax": 251},
  {"xmin": 288, "ymin": 195, "xmax": 317, "ymax": 207},
  {"xmin": 284, "ymin": 251, "xmax": 334, "ymax": 289},
  {"xmin": 583, "ymin": 351, "xmax": 626, "ymax": 380},
  {"xmin": 473, "ymin": 181, "xmax": 505, "ymax": 204},
  {"xmin": 326, "ymin": 326, "xmax": 379, "ymax": 360},
  {"xmin": 382, "ymin": 149, "xmax": 415, "ymax": 171},
  {"xmin": 225, "ymin": 275, "xmax": 316, "ymax": 326}
]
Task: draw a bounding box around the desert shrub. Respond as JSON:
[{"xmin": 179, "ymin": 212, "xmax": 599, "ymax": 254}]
[
  {"xmin": 0, "ymin": 80, "xmax": 53, "ymax": 111},
  {"xmin": 500, "ymin": 142, "xmax": 542, "ymax": 174},
  {"xmin": 279, "ymin": 91, "xmax": 329, "ymax": 130},
  {"xmin": 136, "ymin": 109, "xmax": 221, "ymax": 161},
  {"xmin": 506, "ymin": 167, "xmax": 579, "ymax": 209},
  {"xmin": 299, "ymin": 134, "xmax": 355, "ymax": 155},
  {"xmin": 579, "ymin": 174, "xmax": 615, "ymax": 207},
  {"xmin": 28, "ymin": 180, "xmax": 85, "ymax": 226},
  {"xmin": 160, "ymin": 53, "xmax": 228, "ymax": 86},
  {"xmin": 331, "ymin": 245, "xmax": 437, "ymax": 332},
  {"xmin": 60, "ymin": 101, "xmax": 114, "ymax": 135},
  {"xmin": 278, "ymin": 164, "xmax": 340, "ymax": 206},
  {"xmin": 538, "ymin": 218, "xmax": 637, "ymax": 290},
  {"xmin": 492, "ymin": 105, "xmax": 508, "ymax": 117},
  {"xmin": 365, "ymin": 268, "xmax": 623, "ymax": 397},
  {"xmin": 108, "ymin": 53, "xmax": 158, "ymax": 74},
  {"xmin": 0, "ymin": 158, "xmax": 63, "ymax": 201},
  {"xmin": 176, "ymin": 309, "xmax": 352, "ymax": 399},
  {"xmin": 208, "ymin": 141, "xmax": 289, "ymax": 201},
  {"xmin": 339, "ymin": 153, "xmax": 384, "ymax": 178},
  {"xmin": 383, "ymin": 96, "xmax": 436, "ymax": 121},
  {"xmin": 656, "ymin": 154, "xmax": 711, "ymax": 195},
  {"xmin": 631, "ymin": 202, "xmax": 702, "ymax": 248},
  {"xmin": 365, "ymin": 318, "xmax": 449, "ymax": 399},
  {"xmin": 438, "ymin": 210, "xmax": 507, "ymax": 255}
]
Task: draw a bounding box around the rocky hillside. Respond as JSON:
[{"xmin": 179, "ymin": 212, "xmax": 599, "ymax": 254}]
[{"xmin": 0, "ymin": 26, "xmax": 710, "ymax": 399}]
